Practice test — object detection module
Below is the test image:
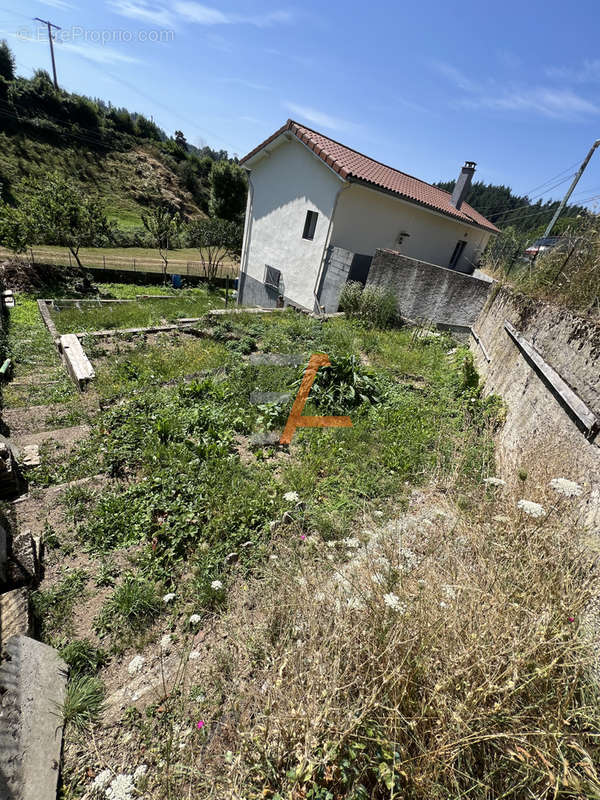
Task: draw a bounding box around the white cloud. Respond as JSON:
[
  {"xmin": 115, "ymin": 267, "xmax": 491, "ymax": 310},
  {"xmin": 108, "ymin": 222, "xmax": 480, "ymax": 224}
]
[
  {"xmin": 61, "ymin": 41, "xmax": 142, "ymax": 64},
  {"xmin": 435, "ymin": 60, "xmax": 598, "ymax": 120},
  {"xmin": 108, "ymin": 0, "xmax": 174, "ymax": 27},
  {"xmin": 478, "ymin": 88, "xmax": 598, "ymax": 118},
  {"xmin": 546, "ymin": 60, "xmax": 600, "ymax": 84},
  {"xmin": 219, "ymin": 76, "xmax": 270, "ymax": 91},
  {"xmin": 284, "ymin": 102, "xmax": 351, "ymax": 132},
  {"xmin": 38, "ymin": 0, "xmax": 75, "ymax": 9},
  {"xmin": 173, "ymin": 2, "xmax": 293, "ymax": 26}
]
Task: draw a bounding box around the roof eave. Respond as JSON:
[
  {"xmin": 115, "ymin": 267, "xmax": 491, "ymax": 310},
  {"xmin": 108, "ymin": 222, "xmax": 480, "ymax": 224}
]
[{"xmin": 348, "ymin": 177, "xmax": 499, "ymax": 235}]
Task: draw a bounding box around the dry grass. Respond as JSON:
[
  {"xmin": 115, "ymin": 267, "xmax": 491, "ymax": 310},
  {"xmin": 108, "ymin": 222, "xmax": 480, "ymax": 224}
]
[
  {"xmin": 190, "ymin": 480, "xmax": 600, "ymax": 799},
  {"xmin": 485, "ymin": 218, "xmax": 600, "ymax": 317}
]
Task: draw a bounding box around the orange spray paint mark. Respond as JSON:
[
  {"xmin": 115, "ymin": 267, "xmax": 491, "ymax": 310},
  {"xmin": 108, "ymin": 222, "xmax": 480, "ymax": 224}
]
[{"xmin": 280, "ymin": 353, "xmax": 352, "ymax": 445}]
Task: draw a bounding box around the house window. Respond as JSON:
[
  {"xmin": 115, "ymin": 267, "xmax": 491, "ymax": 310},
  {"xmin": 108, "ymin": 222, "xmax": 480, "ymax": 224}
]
[
  {"xmin": 264, "ymin": 265, "xmax": 281, "ymax": 290},
  {"xmin": 449, "ymin": 240, "xmax": 467, "ymax": 269},
  {"xmin": 302, "ymin": 210, "xmax": 318, "ymax": 240}
]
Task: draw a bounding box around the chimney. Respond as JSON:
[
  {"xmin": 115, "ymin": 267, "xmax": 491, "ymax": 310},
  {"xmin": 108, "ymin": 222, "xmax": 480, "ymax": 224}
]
[{"xmin": 451, "ymin": 161, "xmax": 476, "ymax": 210}]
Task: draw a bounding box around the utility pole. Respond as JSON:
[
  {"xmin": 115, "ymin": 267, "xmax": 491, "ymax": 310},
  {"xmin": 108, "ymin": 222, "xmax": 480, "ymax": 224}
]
[
  {"xmin": 34, "ymin": 17, "xmax": 61, "ymax": 90},
  {"xmin": 543, "ymin": 138, "xmax": 600, "ymax": 238}
]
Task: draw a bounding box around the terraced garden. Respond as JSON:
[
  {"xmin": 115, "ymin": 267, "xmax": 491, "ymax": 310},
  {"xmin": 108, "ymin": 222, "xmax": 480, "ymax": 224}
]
[{"xmin": 4, "ymin": 279, "xmax": 597, "ymax": 800}]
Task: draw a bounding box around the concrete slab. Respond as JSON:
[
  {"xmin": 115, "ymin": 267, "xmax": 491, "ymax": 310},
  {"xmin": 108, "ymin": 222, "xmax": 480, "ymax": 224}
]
[
  {"xmin": 0, "ymin": 635, "xmax": 68, "ymax": 800},
  {"xmin": 20, "ymin": 446, "xmax": 40, "ymax": 469},
  {"xmin": 58, "ymin": 334, "xmax": 95, "ymax": 390}
]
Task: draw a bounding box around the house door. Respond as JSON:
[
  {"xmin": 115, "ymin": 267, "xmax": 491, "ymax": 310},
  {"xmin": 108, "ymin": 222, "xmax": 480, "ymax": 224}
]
[{"xmin": 347, "ymin": 253, "xmax": 372, "ymax": 286}]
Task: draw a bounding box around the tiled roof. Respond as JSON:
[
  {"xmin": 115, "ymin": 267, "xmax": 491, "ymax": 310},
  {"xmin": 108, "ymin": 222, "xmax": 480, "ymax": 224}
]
[{"xmin": 240, "ymin": 119, "xmax": 500, "ymax": 234}]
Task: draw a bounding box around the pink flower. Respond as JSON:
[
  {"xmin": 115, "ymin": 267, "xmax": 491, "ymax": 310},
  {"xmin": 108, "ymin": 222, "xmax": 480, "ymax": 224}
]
[
  {"xmin": 197, "ymin": 720, "xmax": 205, "ymax": 729},
  {"xmin": 568, "ymin": 616, "xmax": 575, "ymax": 623},
  {"xmin": 300, "ymin": 534, "xmax": 306, "ymax": 541}
]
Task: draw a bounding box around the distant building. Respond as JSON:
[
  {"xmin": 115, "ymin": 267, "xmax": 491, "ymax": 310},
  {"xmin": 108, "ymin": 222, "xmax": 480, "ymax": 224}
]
[{"xmin": 237, "ymin": 119, "xmax": 499, "ymax": 312}]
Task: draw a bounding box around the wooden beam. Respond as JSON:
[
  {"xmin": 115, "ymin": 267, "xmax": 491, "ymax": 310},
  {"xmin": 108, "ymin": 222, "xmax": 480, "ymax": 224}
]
[
  {"xmin": 36, "ymin": 300, "xmax": 58, "ymax": 340},
  {"xmin": 504, "ymin": 320, "xmax": 599, "ymax": 440}
]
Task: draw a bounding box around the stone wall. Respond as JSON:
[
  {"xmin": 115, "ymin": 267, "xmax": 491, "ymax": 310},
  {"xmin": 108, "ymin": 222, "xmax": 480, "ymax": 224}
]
[
  {"xmin": 366, "ymin": 249, "xmax": 492, "ymax": 327},
  {"xmin": 472, "ymin": 287, "xmax": 600, "ymax": 526}
]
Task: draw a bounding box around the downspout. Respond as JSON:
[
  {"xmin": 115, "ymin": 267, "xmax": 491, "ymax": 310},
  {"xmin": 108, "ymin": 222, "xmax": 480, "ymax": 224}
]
[
  {"xmin": 312, "ymin": 181, "xmax": 350, "ymax": 314},
  {"xmin": 237, "ymin": 170, "xmax": 254, "ymax": 306}
]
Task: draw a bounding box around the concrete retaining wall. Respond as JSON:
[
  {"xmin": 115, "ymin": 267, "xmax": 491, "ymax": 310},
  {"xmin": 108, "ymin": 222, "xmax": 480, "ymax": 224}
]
[
  {"xmin": 317, "ymin": 246, "xmax": 353, "ymax": 313},
  {"xmin": 366, "ymin": 249, "xmax": 492, "ymax": 327},
  {"xmin": 472, "ymin": 287, "xmax": 600, "ymax": 526}
]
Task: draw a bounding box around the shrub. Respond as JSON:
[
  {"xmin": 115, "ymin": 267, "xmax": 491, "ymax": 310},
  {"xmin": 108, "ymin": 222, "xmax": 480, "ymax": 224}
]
[
  {"xmin": 339, "ymin": 281, "xmax": 398, "ymax": 328},
  {"xmin": 307, "ymin": 354, "xmax": 380, "ymax": 414}
]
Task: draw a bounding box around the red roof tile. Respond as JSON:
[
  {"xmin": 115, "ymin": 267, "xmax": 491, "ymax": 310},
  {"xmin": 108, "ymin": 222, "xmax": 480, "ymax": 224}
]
[{"xmin": 241, "ymin": 120, "xmax": 500, "ymax": 234}]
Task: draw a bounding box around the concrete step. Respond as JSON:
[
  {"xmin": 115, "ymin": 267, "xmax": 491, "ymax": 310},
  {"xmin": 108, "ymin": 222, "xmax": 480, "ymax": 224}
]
[
  {"xmin": 0, "ymin": 635, "xmax": 67, "ymax": 800},
  {"xmin": 0, "ymin": 587, "xmax": 31, "ymax": 647}
]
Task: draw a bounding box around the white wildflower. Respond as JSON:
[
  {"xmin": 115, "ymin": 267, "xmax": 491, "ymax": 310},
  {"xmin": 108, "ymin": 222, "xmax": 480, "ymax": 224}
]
[
  {"xmin": 549, "ymin": 478, "xmax": 583, "ymax": 497},
  {"xmin": 483, "ymin": 477, "xmax": 506, "ymax": 487},
  {"xmin": 439, "ymin": 601, "xmax": 448, "ymax": 609},
  {"xmin": 442, "ymin": 585, "xmax": 456, "ymax": 600},
  {"xmin": 210, "ymin": 580, "xmax": 223, "ymax": 590},
  {"xmin": 127, "ymin": 655, "xmax": 145, "ymax": 676},
  {"xmin": 346, "ymin": 596, "xmax": 365, "ymax": 610},
  {"xmin": 417, "ymin": 579, "xmax": 426, "ymax": 589},
  {"xmin": 344, "ymin": 537, "xmax": 361, "ymax": 549},
  {"xmin": 269, "ymin": 554, "xmax": 278, "ymax": 561},
  {"xmin": 371, "ymin": 572, "xmax": 386, "ymax": 586},
  {"xmin": 373, "ymin": 510, "xmax": 384, "ymax": 518},
  {"xmin": 133, "ymin": 764, "xmax": 148, "ymax": 783},
  {"xmin": 188, "ymin": 614, "xmax": 202, "ymax": 626},
  {"xmin": 283, "ymin": 491, "xmax": 299, "ymax": 502},
  {"xmin": 160, "ymin": 634, "xmax": 173, "ymax": 651},
  {"xmin": 162, "ymin": 592, "xmax": 176, "ymax": 604},
  {"xmin": 383, "ymin": 593, "xmax": 406, "ymax": 613},
  {"xmin": 517, "ymin": 499, "xmax": 546, "ymax": 518},
  {"xmin": 492, "ymin": 514, "xmax": 510, "ymax": 523},
  {"xmin": 106, "ymin": 774, "xmax": 135, "ymax": 800},
  {"xmin": 92, "ymin": 769, "xmax": 112, "ymax": 792},
  {"xmin": 188, "ymin": 650, "xmax": 201, "ymax": 661}
]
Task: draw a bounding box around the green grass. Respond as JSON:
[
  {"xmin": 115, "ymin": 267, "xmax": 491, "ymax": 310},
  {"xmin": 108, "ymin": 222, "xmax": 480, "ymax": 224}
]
[
  {"xmin": 50, "ymin": 289, "xmax": 225, "ymax": 334},
  {"xmin": 62, "ymin": 675, "xmax": 105, "ymax": 732},
  {"xmin": 3, "ymin": 294, "xmax": 78, "ymax": 408},
  {"xmin": 96, "ymin": 572, "xmax": 161, "ymax": 641},
  {"xmin": 32, "ymin": 568, "xmax": 89, "ymax": 642}
]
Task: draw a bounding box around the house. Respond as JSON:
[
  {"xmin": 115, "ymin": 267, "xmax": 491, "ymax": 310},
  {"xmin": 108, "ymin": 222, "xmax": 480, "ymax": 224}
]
[{"xmin": 237, "ymin": 119, "xmax": 500, "ymax": 313}]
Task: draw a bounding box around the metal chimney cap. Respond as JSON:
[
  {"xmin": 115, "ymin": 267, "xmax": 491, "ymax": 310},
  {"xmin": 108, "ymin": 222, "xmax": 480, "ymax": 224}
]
[{"xmin": 463, "ymin": 161, "xmax": 477, "ymax": 169}]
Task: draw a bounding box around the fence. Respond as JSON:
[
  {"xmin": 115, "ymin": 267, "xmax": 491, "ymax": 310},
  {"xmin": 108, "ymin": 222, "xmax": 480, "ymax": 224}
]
[{"xmin": 0, "ymin": 247, "xmax": 240, "ymax": 279}]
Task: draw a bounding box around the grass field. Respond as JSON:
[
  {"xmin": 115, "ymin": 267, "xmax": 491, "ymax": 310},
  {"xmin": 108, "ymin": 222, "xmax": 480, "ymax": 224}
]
[{"xmin": 0, "ymin": 245, "xmax": 239, "ymax": 279}]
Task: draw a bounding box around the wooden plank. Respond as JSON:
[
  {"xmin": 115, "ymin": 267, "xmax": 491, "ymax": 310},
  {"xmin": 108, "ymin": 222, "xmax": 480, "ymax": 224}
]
[
  {"xmin": 504, "ymin": 320, "xmax": 599, "ymax": 440},
  {"xmin": 59, "ymin": 334, "xmax": 95, "ymax": 389}
]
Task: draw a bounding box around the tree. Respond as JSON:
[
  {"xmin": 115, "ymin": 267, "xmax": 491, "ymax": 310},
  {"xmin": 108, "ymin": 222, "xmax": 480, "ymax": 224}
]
[
  {"xmin": 174, "ymin": 130, "xmax": 188, "ymax": 151},
  {"xmin": 187, "ymin": 217, "xmax": 242, "ymax": 283},
  {"xmin": 0, "ymin": 40, "xmax": 15, "ymax": 82},
  {"xmin": 208, "ymin": 161, "xmax": 247, "ymax": 222},
  {"xmin": 22, "ymin": 174, "xmax": 111, "ymax": 269},
  {"xmin": 141, "ymin": 202, "xmax": 181, "ymax": 282},
  {"xmin": 0, "ymin": 203, "xmax": 34, "ymax": 254}
]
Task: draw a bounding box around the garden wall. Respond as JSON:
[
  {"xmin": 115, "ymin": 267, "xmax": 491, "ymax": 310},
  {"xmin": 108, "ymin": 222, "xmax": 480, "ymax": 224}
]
[
  {"xmin": 366, "ymin": 249, "xmax": 492, "ymax": 327},
  {"xmin": 472, "ymin": 286, "xmax": 600, "ymax": 526}
]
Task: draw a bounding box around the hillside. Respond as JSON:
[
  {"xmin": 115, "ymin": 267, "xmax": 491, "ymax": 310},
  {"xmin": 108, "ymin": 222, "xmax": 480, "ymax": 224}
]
[
  {"xmin": 434, "ymin": 178, "xmax": 590, "ymax": 236},
  {"xmin": 0, "ymin": 44, "xmax": 234, "ymax": 235}
]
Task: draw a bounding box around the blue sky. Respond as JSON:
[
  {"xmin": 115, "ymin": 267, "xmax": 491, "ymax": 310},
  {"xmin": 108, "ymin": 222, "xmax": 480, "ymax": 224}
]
[{"xmin": 3, "ymin": 0, "xmax": 600, "ymax": 215}]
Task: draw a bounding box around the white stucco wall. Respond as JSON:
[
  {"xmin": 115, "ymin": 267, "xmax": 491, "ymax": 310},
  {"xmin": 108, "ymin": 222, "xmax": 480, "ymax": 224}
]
[
  {"xmin": 242, "ymin": 137, "xmax": 343, "ymax": 309},
  {"xmin": 330, "ymin": 184, "xmax": 491, "ymax": 272}
]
